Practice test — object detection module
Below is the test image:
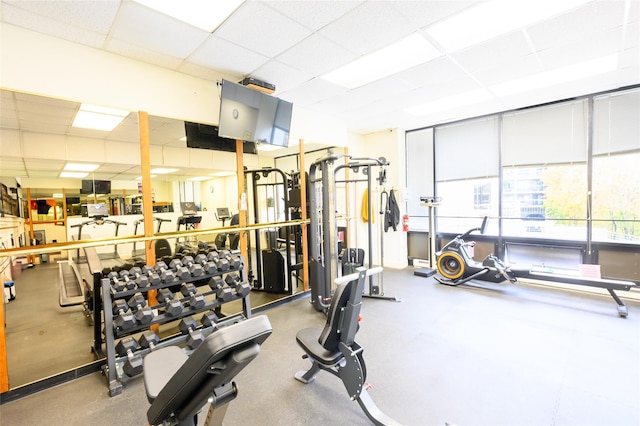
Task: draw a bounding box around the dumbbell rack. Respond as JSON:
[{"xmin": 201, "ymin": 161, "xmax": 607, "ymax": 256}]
[{"xmin": 97, "ymin": 253, "xmax": 252, "ymax": 397}]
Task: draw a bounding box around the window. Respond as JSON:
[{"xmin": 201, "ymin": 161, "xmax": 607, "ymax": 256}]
[
  {"xmin": 435, "ymin": 116, "xmax": 499, "ymax": 233},
  {"xmin": 592, "ymin": 89, "xmax": 640, "ymax": 243}
]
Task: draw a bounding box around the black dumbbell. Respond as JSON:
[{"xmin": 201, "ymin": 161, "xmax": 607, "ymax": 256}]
[
  {"xmin": 180, "ymin": 283, "xmax": 206, "ymax": 310},
  {"xmin": 224, "ymin": 253, "xmax": 242, "ymax": 270},
  {"xmin": 141, "ymin": 265, "xmax": 161, "ymax": 286},
  {"xmin": 127, "ymin": 266, "xmax": 150, "ymax": 288},
  {"xmin": 115, "ymin": 337, "xmax": 143, "ymax": 377},
  {"xmin": 201, "ymin": 311, "xmax": 219, "ymax": 331},
  {"xmin": 155, "ymin": 261, "xmax": 176, "ymax": 283},
  {"xmin": 194, "ymin": 253, "xmax": 217, "ymax": 275},
  {"xmin": 169, "ymin": 259, "xmax": 190, "ymax": 280},
  {"xmin": 127, "ymin": 293, "xmax": 154, "ymax": 324},
  {"xmin": 178, "ymin": 316, "xmax": 205, "ymax": 349},
  {"xmin": 224, "ymin": 273, "xmax": 251, "ymax": 297},
  {"xmin": 112, "ymin": 299, "xmax": 136, "ymax": 330},
  {"xmin": 138, "ymin": 331, "xmax": 159, "ymax": 351},
  {"xmin": 181, "ymin": 256, "xmax": 204, "ymax": 277},
  {"xmin": 208, "ymin": 276, "xmax": 233, "ymax": 302},
  {"xmin": 108, "ymin": 271, "xmax": 126, "ymax": 292},
  {"xmin": 117, "ymin": 270, "xmax": 137, "ymax": 290},
  {"xmin": 207, "ymin": 252, "xmax": 229, "ymax": 272},
  {"xmin": 157, "ymin": 288, "xmax": 183, "ymax": 317}
]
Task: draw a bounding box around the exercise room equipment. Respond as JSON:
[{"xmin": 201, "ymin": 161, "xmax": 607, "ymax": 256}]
[
  {"xmin": 70, "ymin": 204, "xmax": 127, "ymax": 267},
  {"xmin": 131, "ymin": 217, "xmax": 172, "ymax": 263},
  {"xmin": 425, "ymin": 216, "xmax": 639, "ymax": 317},
  {"xmin": 295, "ymin": 266, "xmax": 400, "ymax": 425},
  {"xmin": 308, "ymin": 152, "xmax": 399, "ymax": 311},
  {"xmin": 143, "ymin": 315, "xmax": 272, "ymax": 426},
  {"xmin": 175, "ymin": 202, "xmax": 202, "ymax": 256},
  {"xmin": 243, "ymin": 167, "xmax": 295, "ymax": 294}
]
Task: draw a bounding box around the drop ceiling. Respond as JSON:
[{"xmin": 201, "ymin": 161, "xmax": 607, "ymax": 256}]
[{"xmin": 0, "ymin": 0, "xmax": 638, "ymax": 182}]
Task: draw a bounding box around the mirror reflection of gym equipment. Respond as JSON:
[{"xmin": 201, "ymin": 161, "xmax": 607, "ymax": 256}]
[{"xmin": 243, "ymin": 167, "xmax": 300, "ymax": 294}]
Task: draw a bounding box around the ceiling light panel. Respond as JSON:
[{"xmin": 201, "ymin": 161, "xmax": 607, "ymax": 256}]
[
  {"xmin": 150, "ymin": 168, "xmax": 179, "ymax": 174},
  {"xmin": 133, "ymin": 0, "xmax": 244, "ymax": 32},
  {"xmin": 426, "ymin": 0, "xmax": 592, "ymax": 53},
  {"xmin": 72, "ymin": 104, "xmax": 130, "ymax": 131},
  {"xmin": 322, "ymin": 33, "xmax": 442, "ymax": 89}
]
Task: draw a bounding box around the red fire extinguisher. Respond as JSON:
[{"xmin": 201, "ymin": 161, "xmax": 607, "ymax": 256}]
[{"xmin": 402, "ymin": 214, "xmax": 409, "ymax": 232}]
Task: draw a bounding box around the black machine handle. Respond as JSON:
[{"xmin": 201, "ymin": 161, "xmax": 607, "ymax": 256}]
[{"xmin": 458, "ymin": 216, "xmax": 489, "ymax": 240}]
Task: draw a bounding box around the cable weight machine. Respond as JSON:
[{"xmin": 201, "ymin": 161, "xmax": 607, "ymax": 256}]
[
  {"xmin": 244, "ymin": 167, "xmax": 295, "ymax": 294},
  {"xmin": 308, "ymin": 152, "xmax": 400, "ymax": 311}
]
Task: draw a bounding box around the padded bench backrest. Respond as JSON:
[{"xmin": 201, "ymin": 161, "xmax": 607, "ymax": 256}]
[
  {"xmin": 147, "ymin": 315, "xmax": 272, "ymax": 425},
  {"xmin": 318, "ymin": 280, "xmax": 354, "ymax": 353}
]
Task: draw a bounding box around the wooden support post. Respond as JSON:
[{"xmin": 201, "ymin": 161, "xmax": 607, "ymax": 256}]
[
  {"xmin": 236, "ymin": 140, "xmax": 248, "ymax": 264},
  {"xmin": 0, "ymin": 273, "xmax": 8, "ymax": 392},
  {"xmin": 299, "ymin": 139, "xmax": 309, "ymax": 291},
  {"xmin": 138, "ymin": 111, "xmax": 158, "ymax": 328},
  {"xmin": 26, "ymin": 188, "xmax": 35, "ymax": 265}
]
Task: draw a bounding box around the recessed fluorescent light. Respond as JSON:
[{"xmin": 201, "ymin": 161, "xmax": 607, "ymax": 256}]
[
  {"xmin": 133, "ymin": 0, "xmax": 244, "ymax": 32},
  {"xmin": 404, "ymin": 89, "xmax": 494, "ymax": 116},
  {"xmin": 60, "ymin": 171, "xmax": 88, "ymax": 178},
  {"xmin": 179, "ymin": 136, "xmax": 187, "ymax": 142},
  {"xmin": 52, "ymin": 193, "xmax": 63, "ymax": 198},
  {"xmin": 490, "ymin": 54, "xmax": 619, "ymax": 96},
  {"xmin": 150, "ymin": 168, "xmax": 179, "ymax": 174},
  {"xmin": 136, "ymin": 175, "xmax": 157, "ymax": 180},
  {"xmin": 426, "ymin": 0, "xmax": 592, "ymax": 53},
  {"xmin": 209, "ymin": 171, "xmax": 236, "ymax": 177},
  {"xmin": 256, "ymin": 144, "xmax": 283, "ymax": 151},
  {"xmin": 322, "ymin": 33, "xmax": 441, "ymax": 89},
  {"xmin": 72, "ymin": 103, "xmax": 129, "ymax": 131},
  {"xmin": 186, "ymin": 176, "xmax": 209, "ymax": 181},
  {"xmin": 64, "ymin": 163, "xmax": 99, "ymax": 172}
]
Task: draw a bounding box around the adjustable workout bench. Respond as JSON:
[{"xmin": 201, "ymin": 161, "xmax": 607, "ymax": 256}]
[
  {"xmin": 295, "ymin": 267, "xmax": 401, "ymax": 426},
  {"xmin": 143, "ymin": 315, "xmax": 272, "ymax": 426}
]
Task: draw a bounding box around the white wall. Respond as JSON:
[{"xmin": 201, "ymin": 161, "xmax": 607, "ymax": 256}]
[{"xmin": 345, "ymin": 129, "xmax": 408, "ymax": 269}]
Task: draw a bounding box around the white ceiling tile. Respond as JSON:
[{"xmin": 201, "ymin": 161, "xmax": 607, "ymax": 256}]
[
  {"xmin": 24, "ymin": 158, "xmax": 64, "ymax": 171},
  {"xmin": 264, "ymin": 0, "xmax": 363, "ymax": 31},
  {"xmin": 106, "ymin": 37, "xmax": 186, "ymax": 70},
  {"xmin": 178, "ymin": 61, "xmax": 238, "ymax": 82},
  {"xmin": 251, "ymin": 60, "xmax": 313, "ymax": 95},
  {"xmin": 278, "ymin": 78, "xmax": 347, "ymax": 107},
  {"xmin": 318, "ymin": 2, "xmax": 416, "ymax": 56},
  {"xmin": 394, "ymin": 0, "xmax": 481, "ymax": 30},
  {"xmin": 3, "ymin": 0, "xmax": 119, "ymax": 33},
  {"xmin": 1, "ymin": 1, "xmax": 112, "ymax": 47},
  {"xmin": 66, "ymin": 136, "xmax": 105, "ymax": 163},
  {"xmin": 214, "ymin": 1, "xmax": 313, "ymax": 58},
  {"xmin": 188, "ymin": 35, "xmax": 269, "ymax": 75},
  {"xmin": 452, "ymin": 32, "xmax": 535, "ymax": 74},
  {"xmin": 526, "ymin": 1, "xmax": 629, "ymax": 53},
  {"xmin": 275, "ymin": 33, "xmax": 356, "ymax": 76},
  {"xmin": 536, "ymin": 28, "xmax": 624, "ymax": 69},
  {"xmin": 110, "ymin": 1, "xmax": 209, "ymax": 59},
  {"xmin": 105, "ymin": 141, "xmax": 140, "ymax": 165},
  {"xmin": 0, "ymin": 129, "xmax": 21, "ymax": 157},
  {"xmin": 162, "ymin": 146, "xmax": 189, "ymax": 167}
]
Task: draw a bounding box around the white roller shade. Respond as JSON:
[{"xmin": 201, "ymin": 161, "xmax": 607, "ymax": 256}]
[
  {"xmin": 435, "ymin": 116, "xmax": 499, "ymax": 181},
  {"xmin": 594, "ymin": 88, "xmax": 640, "ymax": 155},
  {"xmin": 502, "ymin": 100, "xmax": 587, "ymax": 166}
]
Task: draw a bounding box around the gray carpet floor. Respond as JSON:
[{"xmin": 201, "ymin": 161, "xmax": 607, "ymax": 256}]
[{"xmin": 2, "ymin": 267, "xmax": 639, "ymax": 425}]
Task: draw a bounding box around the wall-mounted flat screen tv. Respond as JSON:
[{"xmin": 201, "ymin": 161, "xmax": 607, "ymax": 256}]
[
  {"xmin": 184, "ymin": 122, "xmax": 257, "ymax": 154},
  {"xmin": 80, "ymin": 180, "xmax": 111, "ymax": 194},
  {"xmin": 218, "ymin": 79, "xmax": 293, "ymax": 148}
]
